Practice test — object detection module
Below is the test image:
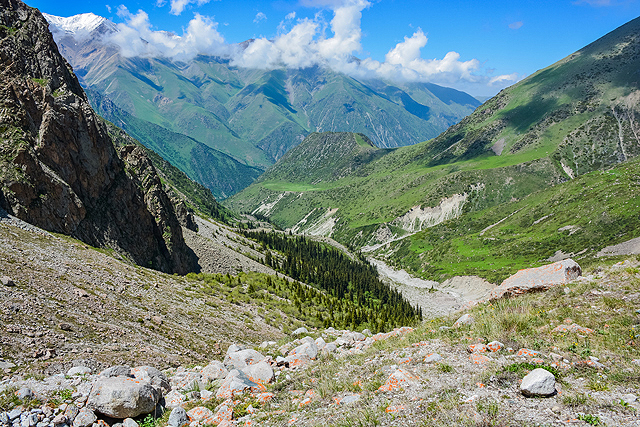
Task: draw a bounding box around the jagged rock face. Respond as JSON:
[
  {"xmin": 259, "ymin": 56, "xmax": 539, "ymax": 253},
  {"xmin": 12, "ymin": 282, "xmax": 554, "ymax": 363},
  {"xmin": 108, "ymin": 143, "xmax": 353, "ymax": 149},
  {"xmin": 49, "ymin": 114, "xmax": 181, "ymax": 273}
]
[
  {"xmin": 0, "ymin": 0, "xmax": 196, "ymax": 274},
  {"xmin": 119, "ymin": 146, "xmax": 198, "ymax": 274}
]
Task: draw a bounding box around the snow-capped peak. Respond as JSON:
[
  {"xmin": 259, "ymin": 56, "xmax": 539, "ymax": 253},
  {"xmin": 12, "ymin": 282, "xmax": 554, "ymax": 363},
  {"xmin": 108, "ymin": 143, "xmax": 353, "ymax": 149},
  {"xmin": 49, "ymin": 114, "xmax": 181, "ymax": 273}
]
[{"xmin": 43, "ymin": 13, "xmax": 115, "ymax": 36}]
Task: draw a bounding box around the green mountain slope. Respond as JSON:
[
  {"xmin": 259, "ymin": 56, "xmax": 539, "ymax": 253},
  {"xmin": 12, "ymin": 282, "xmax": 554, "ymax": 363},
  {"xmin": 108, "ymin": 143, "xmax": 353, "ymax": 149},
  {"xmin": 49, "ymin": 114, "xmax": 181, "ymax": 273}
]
[
  {"xmin": 88, "ymin": 90, "xmax": 263, "ymax": 199},
  {"xmin": 382, "ymin": 156, "xmax": 640, "ymax": 283},
  {"xmin": 227, "ymin": 17, "xmax": 640, "ymax": 273},
  {"xmin": 46, "ymin": 16, "xmax": 480, "ymax": 197}
]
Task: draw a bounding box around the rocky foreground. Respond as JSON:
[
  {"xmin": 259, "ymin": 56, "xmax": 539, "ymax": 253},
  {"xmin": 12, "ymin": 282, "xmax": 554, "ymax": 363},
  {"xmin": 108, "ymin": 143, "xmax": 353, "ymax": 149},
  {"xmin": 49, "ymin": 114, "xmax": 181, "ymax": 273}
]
[{"xmin": 2, "ymin": 314, "xmax": 639, "ymax": 427}]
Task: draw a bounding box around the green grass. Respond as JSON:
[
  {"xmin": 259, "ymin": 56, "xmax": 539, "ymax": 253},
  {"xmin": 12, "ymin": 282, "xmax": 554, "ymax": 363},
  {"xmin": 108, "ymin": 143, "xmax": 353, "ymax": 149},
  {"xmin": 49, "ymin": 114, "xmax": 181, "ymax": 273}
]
[{"xmin": 381, "ymin": 156, "xmax": 640, "ymax": 283}]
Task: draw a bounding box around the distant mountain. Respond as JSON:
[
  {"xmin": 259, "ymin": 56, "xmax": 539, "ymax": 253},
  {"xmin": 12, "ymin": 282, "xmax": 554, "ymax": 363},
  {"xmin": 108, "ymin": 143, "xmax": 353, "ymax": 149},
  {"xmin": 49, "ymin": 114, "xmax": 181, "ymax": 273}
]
[
  {"xmin": 227, "ymin": 16, "xmax": 640, "ymax": 274},
  {"xmin": 44, "ymin": 12, "xmax": 480, "ymax": 196},
  {"xmin": 0, "ymin": 0, "xmax": 197, "ymax": 274}
]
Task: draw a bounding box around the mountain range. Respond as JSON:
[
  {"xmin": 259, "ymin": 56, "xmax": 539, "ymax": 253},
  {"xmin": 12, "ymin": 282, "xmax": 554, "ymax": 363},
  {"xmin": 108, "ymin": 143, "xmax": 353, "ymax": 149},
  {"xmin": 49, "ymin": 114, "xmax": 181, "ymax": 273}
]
[
  {"xmin": 43, "ymin": 12, "xmax": 480, "ymax": 198},
  {"xmin": 227, "ymin": 16, "xmax": 640, "ymax": 281}
]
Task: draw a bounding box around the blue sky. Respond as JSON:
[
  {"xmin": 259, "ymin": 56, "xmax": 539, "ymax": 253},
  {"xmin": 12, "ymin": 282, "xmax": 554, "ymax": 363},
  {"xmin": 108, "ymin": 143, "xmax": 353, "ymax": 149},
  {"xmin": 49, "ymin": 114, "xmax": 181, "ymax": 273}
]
[{"xmin": 28, "ymin": 0, "xmax": 640, "ymax": 96}]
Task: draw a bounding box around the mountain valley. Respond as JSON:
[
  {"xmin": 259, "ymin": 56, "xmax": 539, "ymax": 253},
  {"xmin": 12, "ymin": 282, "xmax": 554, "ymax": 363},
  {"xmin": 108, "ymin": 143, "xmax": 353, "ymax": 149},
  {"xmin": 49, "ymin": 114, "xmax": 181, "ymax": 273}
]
[
  {"xmin": 43, "ymin": 12, "xmax": 480, "ymax": 198},
  {"xmin": 0, "ymin": 1, "xmax": 639, "ymax": 426},
  {"xmin": 228, "ymin": 16, "xmax": 640, "ymax": 282}
]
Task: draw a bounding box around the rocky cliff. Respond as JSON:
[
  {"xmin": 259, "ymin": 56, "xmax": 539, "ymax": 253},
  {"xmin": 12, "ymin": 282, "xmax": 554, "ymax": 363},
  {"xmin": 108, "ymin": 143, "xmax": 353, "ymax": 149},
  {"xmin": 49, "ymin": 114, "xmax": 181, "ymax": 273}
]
[{"xmin": 0, "ymin": 0, "xmax": 197, "ymax": 274}]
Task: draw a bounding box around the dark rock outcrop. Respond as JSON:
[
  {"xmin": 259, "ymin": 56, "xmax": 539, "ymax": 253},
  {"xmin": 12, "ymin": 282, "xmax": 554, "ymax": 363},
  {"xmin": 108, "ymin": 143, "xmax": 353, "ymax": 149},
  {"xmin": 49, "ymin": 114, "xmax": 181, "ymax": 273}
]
[{"xmin": 0, "ymin": 0, "xmax": 197, "ymax": 273}]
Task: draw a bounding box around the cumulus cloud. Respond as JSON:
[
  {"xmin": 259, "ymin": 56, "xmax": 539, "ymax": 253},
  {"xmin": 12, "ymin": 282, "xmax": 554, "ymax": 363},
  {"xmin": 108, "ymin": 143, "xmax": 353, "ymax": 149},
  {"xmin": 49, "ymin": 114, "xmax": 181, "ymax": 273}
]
[
  {"xmin": 170, "ymin": 0, "xmax": 211, "ymax": 16},
  {"xmin": 105, "ymin": 0, "xmax": 516, "ymax": 91},
  {"xmin": 109, "ymin": 6, "xmax": 227, "ymax": 61},
  {"xmin": 509, "ymin": 21, "xmax": 523, "ymax": 30}
]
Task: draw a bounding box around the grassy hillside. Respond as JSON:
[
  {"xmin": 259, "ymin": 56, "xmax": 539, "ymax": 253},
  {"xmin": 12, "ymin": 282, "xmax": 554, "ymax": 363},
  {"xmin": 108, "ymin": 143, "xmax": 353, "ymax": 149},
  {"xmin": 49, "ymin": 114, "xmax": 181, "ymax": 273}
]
[
  {"xmin": 227, "ymin": 17, "xmax": 640, "ymax": 277},
  {"xmin": 382, "ymin": 156, "xmax": 640, "ymax": 284},
  {"xmin": 89, "ymin": 90, "xmax": 263, "ymax": 200}
]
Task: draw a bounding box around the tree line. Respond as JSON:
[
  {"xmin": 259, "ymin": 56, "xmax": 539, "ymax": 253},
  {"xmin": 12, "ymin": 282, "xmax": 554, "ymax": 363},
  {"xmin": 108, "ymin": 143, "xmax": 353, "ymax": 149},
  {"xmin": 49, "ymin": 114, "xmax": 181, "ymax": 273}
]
[{"xmin": 242, "ymin": 230, "xmax": 422, "ymax": 331}]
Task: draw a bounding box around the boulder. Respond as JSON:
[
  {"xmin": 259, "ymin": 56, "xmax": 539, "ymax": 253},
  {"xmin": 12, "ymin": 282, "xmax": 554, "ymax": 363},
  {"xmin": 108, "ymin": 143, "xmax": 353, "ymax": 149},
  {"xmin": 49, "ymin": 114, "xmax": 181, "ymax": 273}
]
[
  {"xmin": 491, "ymin": 259, "xmax": 581, "ymax": 300},
  {"xmin": 200, "ymin": 361, "xmax": 228, "ymax": 382},
  {"xmin": 167, "ymin": 407, "xmax": 188, "ymax": 427},
  {"xmin": 99, "ymin": 366, "xmax": 133, "ymax": 378},
  {"xmin": 87, "ymin": 377, "xmax": 160, "ymax": 418},
  {"xmin": 163, "ymin": 390, "xmax": 184, "ymax": 409},
  {"xmin": 241, "ymin": 361, "xmax": 274, "ymax": 384},
  {"xmin": 322, "ymin": 343, "xmax": 338, "ymax": 354},
  {"xmin": 72, "ymin": 409, "xmax": 96, "ymax": 427},
  {"xmin": 224, "ymin": 349, "xmax": 265, "ymax": 369},
  {"xmin": 16, "ymin": 387, "xmax": 34, "ymax": 399},
  {"xmin": 171, "ymin": 371, "xmax": 203, "ymax": 391},
  {"xmin": 291, "ymin": 327, "xmax": 309, "ymax": 336},
  {"xmin": 423, "ymin": 353, "xmax": 443, "ymax": 363},
  {"xmin": 216, "ymin": 370, "xmax": 259, "ymax": 399},
  {"xmin": 63, "ymin": 405, "xmax": 79, "ymax": 424},
  {"xmin": 289, "ymin": 342, "xmax": 318, "ymax": 360},
  {"xmin": 122, "ymin": 419, "xmax": 138, "ymax": 427},
  {"xmin": 315, "ymin": 337, "xmax": 327, "ymax": 350},
  {"xmin": 67, "ymin": 367, "xmax": 92, "ymax": 376},
  {"xmin": 186, "ymin": 407, "xmax": 215, "ymax": 425},
  {"xmin": 131, "ymin": 366, "xmax": 170, "ymax": 394},
  {"xmin": 285, "ymin": 353, "xmax": 312, "ymax": 369},
  {"xmin": 520, "ymin": 368, "xmax": 556, "ymax": 397},
  {"xmin": 453, "ymin": 314, "xmax": 474, "ymax": 328}
]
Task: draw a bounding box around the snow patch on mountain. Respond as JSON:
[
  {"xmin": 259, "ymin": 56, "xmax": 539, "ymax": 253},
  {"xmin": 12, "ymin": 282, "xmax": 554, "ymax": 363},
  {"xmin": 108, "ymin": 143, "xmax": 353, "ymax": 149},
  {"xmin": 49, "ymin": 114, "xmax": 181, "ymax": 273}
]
[{"xmin": 44, "ymin": 13, "xmax": 115, "ymax": 37}]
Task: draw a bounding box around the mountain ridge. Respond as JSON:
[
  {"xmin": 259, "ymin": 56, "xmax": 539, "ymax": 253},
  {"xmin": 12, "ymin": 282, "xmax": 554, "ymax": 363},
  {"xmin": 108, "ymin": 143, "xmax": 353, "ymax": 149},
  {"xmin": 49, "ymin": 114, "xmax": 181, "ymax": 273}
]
[{"xmin": 44, "ymin": 12, "xmax": 481, "ymax": 196}]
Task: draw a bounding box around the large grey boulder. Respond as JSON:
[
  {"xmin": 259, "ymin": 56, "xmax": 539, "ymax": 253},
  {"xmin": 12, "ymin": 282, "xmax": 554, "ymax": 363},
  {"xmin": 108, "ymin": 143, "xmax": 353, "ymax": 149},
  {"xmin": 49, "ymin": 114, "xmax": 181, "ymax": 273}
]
[
  {"xmin": 491, "ymin": 259, "xmax": 581, "ymax": 300},
  {"xmin": 200, "ymin": 361, "xmax": 228, "ymax": 382},
  {"xmin": 241, "ymin": 361, "xmax": 274, "ymax": 384},
  {"xmin": 99, "ymin": 366, "xmax": 133, "ymax": 378},
  {"xmin": 224, "ymin": 349, "xmax": 265, "ymax": 369},
  {"xmin": 216, "ymin": 369, "xmax": 259, "ymax": 399},
  {"xmin": 520, "ymin": 368, "xmax": 556, "ymax": 397},
  {"xmin": 87, "ymin": 377, "xmax": 160, "ymax": 418},
  {"xmin": 131, "ymin": 366, "xmax": 170, "ymax": 394},
  {"xmin": 453, "ymin": 314, "xmax": 474, "ymax": 328},
  {"xmin": 289, "ymin": 342, "xmax": 318, "ymax": 360}
]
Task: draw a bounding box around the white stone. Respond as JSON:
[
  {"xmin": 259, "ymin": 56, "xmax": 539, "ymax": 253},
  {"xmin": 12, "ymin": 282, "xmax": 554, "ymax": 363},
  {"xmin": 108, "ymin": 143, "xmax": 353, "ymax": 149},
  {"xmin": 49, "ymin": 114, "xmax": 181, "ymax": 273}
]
[
  {"xmin": 453, "ymin": 314, "xmax": 474, "ymax": 327},
  {"xmin": 520, "ymin": 368, "xmax": 556, "ymax": 397},
  {"xmin": 67, "ymin": 367, "xmax": 92, "ymax": 376}
]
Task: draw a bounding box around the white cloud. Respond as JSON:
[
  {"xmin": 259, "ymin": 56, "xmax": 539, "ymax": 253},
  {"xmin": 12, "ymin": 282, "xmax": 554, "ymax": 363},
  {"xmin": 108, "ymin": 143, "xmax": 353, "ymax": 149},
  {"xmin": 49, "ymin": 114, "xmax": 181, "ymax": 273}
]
[
  {"xmin": 109, "ymin": 7, "xmax": 227, "ymax": 61},
  {"xmin": 489, "ymin": 73, "xmax": 520, "ymax": 86},
  {"xmin": 254, "ymin": 12, "xmax": 267, "ymax": 24},
  {"xmin": 509, "ymin": 21, "xmax": 523, "ymax": 30},
  {"xmin": 169, "ymin": 0, "xmax": 210, "ymax": 16},
  {"xmin": 105, "ymin": 0, "xmax": 517, "ymax": 93}
]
